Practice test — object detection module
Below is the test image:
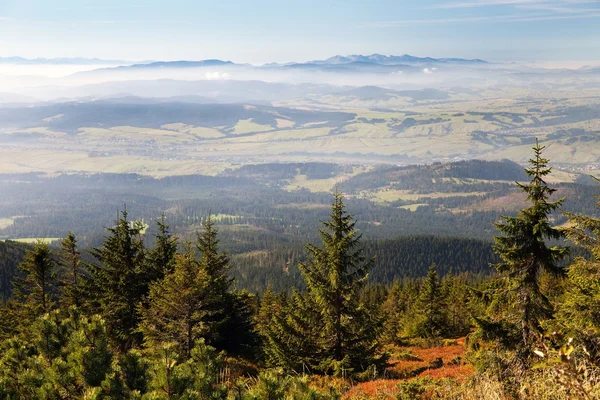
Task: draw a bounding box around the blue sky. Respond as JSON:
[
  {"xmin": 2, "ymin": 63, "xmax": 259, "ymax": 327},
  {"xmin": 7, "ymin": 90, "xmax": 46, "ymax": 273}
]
[{"xmin": 0, "ymin": 0, "xmax": 598, "ymax": 63}]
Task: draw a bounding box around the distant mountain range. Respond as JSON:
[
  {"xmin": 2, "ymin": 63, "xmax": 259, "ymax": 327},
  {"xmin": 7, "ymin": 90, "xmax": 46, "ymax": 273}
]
[
  {"xmin": 63, "ymin": 54, "xmax": 490, "ymax": 78},
  {"xmin": 306, "ymin": 54, "xmax": 488, "ymax": 65},
  {"xmin": 0, "ymin": 54, "xmax": 488, "ymax": 68},
  {"xmin": 111, "ymin": 60, "xmax": 236, "ymax": 70}
]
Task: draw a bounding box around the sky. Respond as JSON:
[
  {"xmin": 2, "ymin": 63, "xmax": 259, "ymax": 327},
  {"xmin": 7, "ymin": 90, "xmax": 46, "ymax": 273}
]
[{"xmin": 0, "ymin": 0, "xmax": 599, "ymax": 64}]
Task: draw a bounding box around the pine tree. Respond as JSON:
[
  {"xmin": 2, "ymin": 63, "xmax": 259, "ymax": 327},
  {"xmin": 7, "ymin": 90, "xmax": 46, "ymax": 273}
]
[
  {"xmin": 265, "ymin": 191, "xmax": 385, "ymax": 374},
  {"xmin": 145, "ymin": 340, "xmax": 227, "ymax": 399},
  {"xmin": 88, "ymin": 209, "xmax": 148, "ymax": 352},
  {"xmin": 13, "ymin": 240, "xmax": 57, "ymax": 321},
  {"xmin": 58, "ymin": 232, "xmax": 82, "ymax": 308},
  {"xmin": 477, "ymin": 139, "xmax": 568, "ymax": 361},
  {"xmin": 140, "ymin": 243, "xmax": 213, "ymax": 359}
]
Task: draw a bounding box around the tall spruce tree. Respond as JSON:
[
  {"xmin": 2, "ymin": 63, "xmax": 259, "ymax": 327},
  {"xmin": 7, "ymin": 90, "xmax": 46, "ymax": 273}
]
[
  {"xmin": 88, "ymin": 209, "xmax": 148, "ymax": 352},
  {"xmin": 196, "ymin": 216, "xmax": 256, "ymax": 356},
  {"xmin": 58, "ymin": 232, "xmax": 82, "ymax": 308},
  {"xmin": 476, "ymin": 139, "xmax": 568, "ymax": 361},
  {"xmin": 264, "ymin": 191, "xmax": 384, "ymax": 374},
  {"xmin": 13, "ymin": 240, "xmax": 57, "ymax": 321}
]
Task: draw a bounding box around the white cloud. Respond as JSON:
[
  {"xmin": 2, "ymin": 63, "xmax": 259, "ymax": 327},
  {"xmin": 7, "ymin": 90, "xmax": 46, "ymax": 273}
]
[{"xmin": 205, "ymin": 71, "xmax": 231, "ymax": 80}]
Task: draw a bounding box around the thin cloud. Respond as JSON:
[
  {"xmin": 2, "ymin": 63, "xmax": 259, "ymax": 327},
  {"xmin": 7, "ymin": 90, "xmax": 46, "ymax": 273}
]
[
  {"xmin": 361, "ymin": 10, "xmax": 600, "ymax": 27},
  {"xmin": 435, "ymin": 0, "xmax": 598, "ymax": 9},
  {"xmin": 517, "ymin": 3, "xmax": 600, "ymax": 12}
]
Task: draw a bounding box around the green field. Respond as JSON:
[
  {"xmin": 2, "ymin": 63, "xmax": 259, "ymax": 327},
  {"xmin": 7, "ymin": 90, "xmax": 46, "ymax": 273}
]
[{"xmin": 2, "ymin": 89, "xmax": 600, "ymax": 178}]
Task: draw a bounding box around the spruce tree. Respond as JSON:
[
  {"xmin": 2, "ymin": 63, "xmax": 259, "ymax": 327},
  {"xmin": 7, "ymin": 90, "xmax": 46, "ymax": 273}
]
[
  {"xmin": 477, "ymin": 139, "xmax": 568, "ymax": 361},
  {"xmin": 414, "ymin": 264, "xmax": 446, "ymax": 338},
  {"xmin": 13, "ymin": 240, "xmax": 57, "ymax": 321},
  {"xmin": 139, "ymin": 243, "xmax": 213, "ymax": 359},
  {"xmin": 558, "ymin": 177, "xmax": 600, "ymax": 362},
  {"xmin": 196, "ymin": 216, "xmax": 257, "ymax": 356},
  {"xmin": 381, "ymin": 281, "xmax": 408, "ymax": 344},
  {"xmin": 442, "ymin": 274, "xmax": 471, "ymax": 337},
  {"xmin": 147, "ymin": 214, "xmax": 178, "ymax": 283},
  {"xmin": 197, "ymin": 215, "xmax": 233, "ymax": 297},
  {"xmin": 58, "ymin": 232, "xmax": 82, "ymax": 308},
  {"xmin": 88, "ymin": 209, "xmax": 148, "ymax": 351},
  {"xmin": 265, "ymin": 191, "xmax": 384, "ymax": 374}
]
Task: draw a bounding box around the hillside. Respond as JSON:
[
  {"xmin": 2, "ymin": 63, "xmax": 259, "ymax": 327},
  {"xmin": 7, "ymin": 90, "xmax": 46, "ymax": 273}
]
[{"xmin": 1, "ymin": 95, "xmax": 599, "ymax": 177}]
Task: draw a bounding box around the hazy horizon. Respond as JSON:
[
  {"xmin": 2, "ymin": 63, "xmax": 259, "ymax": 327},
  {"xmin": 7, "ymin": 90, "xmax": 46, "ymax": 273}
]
[{"xmin": 1, "ymin": 0, "xmax": 599, "ymax": 64}]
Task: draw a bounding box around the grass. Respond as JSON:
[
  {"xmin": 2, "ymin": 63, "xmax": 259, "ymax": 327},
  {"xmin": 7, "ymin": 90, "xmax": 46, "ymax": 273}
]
[
  {"xmin": 161, "ymin": 123, "xmax": 225, "ymax": 139},
  {"xmin": 399, "ymin": 203, "xmax": 429, "ymax": 211},
  {"xmin": 231, "ymin": 119, "xmax": 274, "ymax": 135},
  {"xmin": 210, "ymin": 213, "xmax": 243, "ymax": 222},
  {"xmin": 276, "ymin": 118, "xmax": 295, "ymax": 128},
  {"xmin": 372, "ymin": 190, "xmax": 488, "ymax": 203},
  {"xmin": 8, "ymin": 238, "xmax": 61, "ymax": 244},
  {"xmin": 10, "ymin": 127, "xmax": 67, "ymax": 137},
  {"xmin": 285, "ymin": 174, "xmax": 337, "ymax": 193},
  {"xmin": 284, "ymin": 166, "xmax": 371, "ymax": 193},
  {"xmin": 0, "ymin": 218, "xmax": 14, "ymax": 230}
]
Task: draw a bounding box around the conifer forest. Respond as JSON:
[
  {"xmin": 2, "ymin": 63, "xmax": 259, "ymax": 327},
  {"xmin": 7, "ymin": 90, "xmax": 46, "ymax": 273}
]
[{"xmin": 1, "ymin": 141, "xmax": 600, "ymax": 399}]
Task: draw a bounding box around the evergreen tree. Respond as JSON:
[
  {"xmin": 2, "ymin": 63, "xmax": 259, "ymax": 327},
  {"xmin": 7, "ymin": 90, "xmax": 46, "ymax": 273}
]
[
  {"xmin": 255, "ymin": 285, "xmax": 280, "ymax": 340},
  {"xmin": 88, "ymin": 209, "xmax": 148, "ymax": 352},
  {"xmin": 264, "ymin": 191, "xmax": 385, "ymax": 374},
  {"xmin": 145, "ymin": 340, "xmax": 228, "ymax": 399},
  {"xmin": 381, "ymin": 281, "xmax": 407, "ymax": 344},
  {"xmin": 476, "ymin": 139, "xmax": 568, "ymax": 361},
  {"xmin": 147, "ymin": 214, "xmax": 178, "ymax": 283},
  {"xmin": 413, "ymin": 264, "xmax": 447, "ymax": 338},
  {"xmin": 442, "ymin": 274, "xmax": 471, "ymax": 337},
  {"xmin": 559, "ymin": 177, "xmax": 600, "ymax": 363},
  {"xmin": 139, "ymin": 242, "xmax": 213, "ymax": 359},
  {"xmin": 58, "ymin": 232, "xmax": 82, "ymax": 308},
  {"xmin": 196, "ymin": 216, "xmax": 257, "ymax": 357},
  {"xmin": 197, "ymin": 215, "xmax": 233, "ymax": 298},
  {"xmin": 13, "ymin": 240, "xmax": 57, "ymax": 321}
]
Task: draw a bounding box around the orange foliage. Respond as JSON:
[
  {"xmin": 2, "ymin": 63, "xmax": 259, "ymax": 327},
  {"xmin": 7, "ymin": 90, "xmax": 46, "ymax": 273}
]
[
  {"xmin": 342, "ymin": 337, "xmax": 474, "ymax": 399},
  {"xmin": 419, "ymin": 364, "xmax": 474, "ymax": 380}
]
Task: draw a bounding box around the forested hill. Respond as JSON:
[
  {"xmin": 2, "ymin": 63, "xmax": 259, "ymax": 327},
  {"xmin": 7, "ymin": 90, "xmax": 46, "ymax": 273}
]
[
  {"xmin": 339, "ymin": 159, "xmax": 527, "ymax": 193},
  {"xmin": 0, "ymin": 235, "xmax": 495, "ymax": 300},
  {"xmin": 0, "ymin": 241, "xmax": 28, "ymax": 302},
  {"xmin": 230, "ymin": 235, "xmax": 497, "ymax": 292}
]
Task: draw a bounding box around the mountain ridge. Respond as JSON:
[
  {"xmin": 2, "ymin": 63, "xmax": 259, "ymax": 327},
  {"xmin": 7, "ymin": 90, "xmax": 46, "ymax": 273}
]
[{"xmin": 0, "ymin": 54, "xmax": 489, "ymax": 68}]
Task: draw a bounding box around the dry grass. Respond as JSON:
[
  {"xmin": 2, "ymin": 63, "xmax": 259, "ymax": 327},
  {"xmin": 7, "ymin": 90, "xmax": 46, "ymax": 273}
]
[{"xmin": 343, "ymin": 338, "xmax": 473, "ymax": 398}]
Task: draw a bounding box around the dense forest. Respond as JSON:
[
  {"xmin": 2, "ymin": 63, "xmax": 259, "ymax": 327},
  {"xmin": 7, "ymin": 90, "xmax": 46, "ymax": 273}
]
[{"xmin": 1, "ymin": 143, "xmax": 600, "ymax": 398}]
